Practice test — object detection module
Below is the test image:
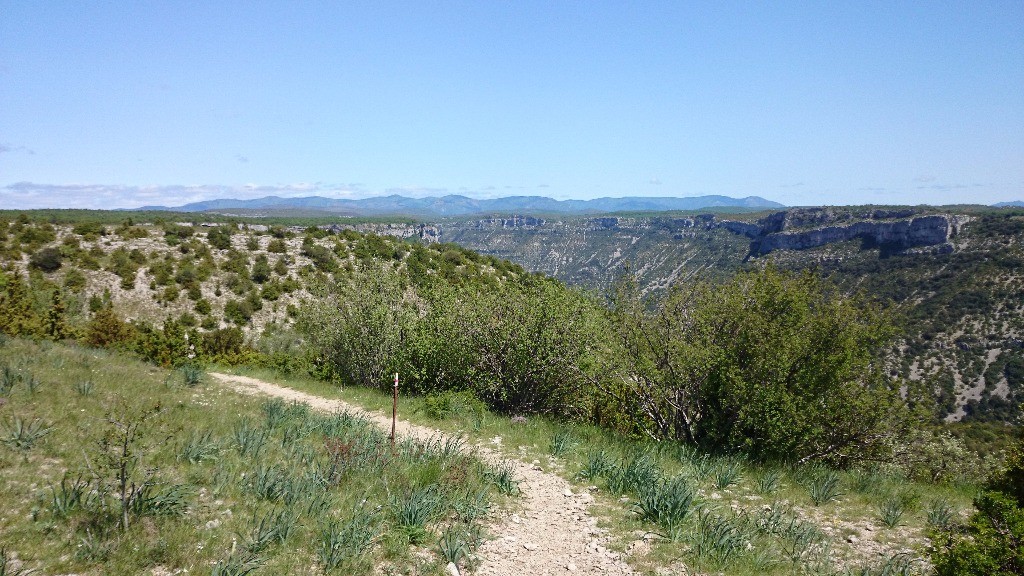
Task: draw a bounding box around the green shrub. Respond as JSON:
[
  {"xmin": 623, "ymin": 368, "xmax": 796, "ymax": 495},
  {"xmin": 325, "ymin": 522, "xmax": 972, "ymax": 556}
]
[
  {"xmin": 29, "ymin": 247, "xmax": 62, "ymax": 272},
  {"xmin": 611, "ymin": 266, "xmax": 901, "ymax": 465},
  {"xmin": 423, "ymin": 390, "xmax": 486, "ymax": 421}
]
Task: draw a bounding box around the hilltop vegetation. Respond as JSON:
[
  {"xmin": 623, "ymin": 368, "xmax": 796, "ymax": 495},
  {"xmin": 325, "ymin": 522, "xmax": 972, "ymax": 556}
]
[{"xmin": 425, "ymin": 207, "xmax": 1024, "ymax": 426}]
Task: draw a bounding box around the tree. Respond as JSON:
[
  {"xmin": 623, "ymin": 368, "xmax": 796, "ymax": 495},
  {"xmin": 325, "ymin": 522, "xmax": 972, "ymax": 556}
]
[
  {"xmin": 42, "ymin": 290, "xmax": 70, "ymax": 340},
  {"xmin": 933, "ymin": 433, "xmax": 1024, "ymax": 575},
  {"xmin": 85, "ymin": 304, "xmax": 134, "ymax": 348},
  {"xmin": 29, "ymin": 247, "xmax": 63, "ymax": 272},
  {"xmin": 0, "ymin": 268, "xmax": 39, "ymax": 337},
  {"xmin": 206, "ymin": 226, "xmax": 233, "ymax": 250},
  {"xmin": 299, "ymin": 265, "xmax": 416, "ymax": 389},
  {"xmin": 609, "ymin": 266, "xmax": 902, "ymax": 464}
]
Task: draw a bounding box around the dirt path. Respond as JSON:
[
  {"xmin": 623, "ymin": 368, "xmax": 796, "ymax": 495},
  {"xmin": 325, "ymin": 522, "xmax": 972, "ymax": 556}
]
[{"xmin": 210, "ymin": 372, "xmax": 634, "ymax": 576}]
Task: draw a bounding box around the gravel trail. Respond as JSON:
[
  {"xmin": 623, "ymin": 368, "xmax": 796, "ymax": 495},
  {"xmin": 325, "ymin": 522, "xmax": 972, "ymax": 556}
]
[{"xmin": 210, "ymin": 372, "xmax": 634, "ymax": 576}]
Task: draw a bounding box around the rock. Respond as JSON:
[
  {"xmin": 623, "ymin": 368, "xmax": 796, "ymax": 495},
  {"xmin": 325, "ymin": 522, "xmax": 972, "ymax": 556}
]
[
  {"xmin": 563, "ymin": 488, "xmax": 574, "ymax": 496},
  {"xmin": 566, "ymin": 562, "xmax": 577, "ymax": 571},
  {"xmin": 752, "ymin": 214, "xmax": 959, "ymax": 255},
  {"xmin": 204, "ymin": 519, "xmax": 220, "ymax": 530},
  {"xmin": 523, "ymin": 543, "xmax": 538, "ymax": 551},
  {"xmin": 445, "ymin": 562, "xmax": 461, "ymax": 576},
  {"xmin": 847, "ymin": 535, "xmax": 859, "ymax": 544}
]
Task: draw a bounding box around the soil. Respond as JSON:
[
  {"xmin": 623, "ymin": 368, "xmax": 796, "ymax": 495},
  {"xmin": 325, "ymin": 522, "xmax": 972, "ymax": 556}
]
[{"xmin": 209, "ymin": 372, "xmax": 635, "ymax": 575}]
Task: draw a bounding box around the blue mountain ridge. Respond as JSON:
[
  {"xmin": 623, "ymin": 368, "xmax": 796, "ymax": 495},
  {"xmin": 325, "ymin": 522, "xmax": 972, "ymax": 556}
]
[{"xmin": 135, "ymin": 194, "xmax": 784, "ymax": 217}]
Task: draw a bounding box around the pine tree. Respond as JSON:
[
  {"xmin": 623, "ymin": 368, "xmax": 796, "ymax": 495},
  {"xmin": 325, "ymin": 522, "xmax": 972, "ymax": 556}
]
[
  {"xmin": 42, "ymin": 290, "xmax": 70, "ymax": 340},
  {"xmin": 0, "ymin": 267, "xmax": 39, "ymax": 336}
]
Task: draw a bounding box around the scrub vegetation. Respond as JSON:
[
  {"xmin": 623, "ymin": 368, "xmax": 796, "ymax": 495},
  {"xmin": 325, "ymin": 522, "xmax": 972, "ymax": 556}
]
[{"xmin": 0, "ymin": 209, "xmax": 1020, "ymax": 574}]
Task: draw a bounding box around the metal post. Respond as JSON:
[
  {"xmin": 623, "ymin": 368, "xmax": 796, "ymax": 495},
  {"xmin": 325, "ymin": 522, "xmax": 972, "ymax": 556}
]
[{"xmin": 390, "ymin": 372, "xmax": 398, "ymax": 448}]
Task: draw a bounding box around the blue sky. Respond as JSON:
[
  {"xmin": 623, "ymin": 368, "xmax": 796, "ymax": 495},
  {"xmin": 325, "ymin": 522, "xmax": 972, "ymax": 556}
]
[{"xmin": 1, "ymin": 1, "xmax": 1022, "ymax": 209}]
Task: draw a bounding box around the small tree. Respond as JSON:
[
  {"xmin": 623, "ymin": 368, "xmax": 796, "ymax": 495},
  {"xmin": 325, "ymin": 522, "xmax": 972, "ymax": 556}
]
[
  {"xmin": 206, "ymin": 226, "xmax": 233, "ymax": 250},
  {"xmin": 42, "ymin": 290, "xmax": 70, "ymax": 340},
  {"xmin": 610, "ymin": 266, "xmax": 902, "ymax": 464},
  {"xmin": 0, "ymin": 268, "xmax": 39, "ymax": 337},
  {"xmin": 933, "ymin": 433, "xmax": 1024, "ymax": 575},
  {"xmin": 29, "ymin": 247, "xmax": 63, "ymax": 272},
  {"xmin": 85, "ymin": 305, "xmax": 134, "ymax": 348},
  {"xmin": 87, "ymin": 401, "xmax": 164, "ymax": 531}
]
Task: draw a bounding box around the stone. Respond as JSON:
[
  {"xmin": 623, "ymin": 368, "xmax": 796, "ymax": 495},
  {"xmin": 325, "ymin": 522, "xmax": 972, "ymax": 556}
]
[
  {"xmin": 566, "ymin": 562, "xmax": 577, "ymax": 571},
  {"xmin": 445, "ymin": 562, "xmax": 461, "ymax": 576}
]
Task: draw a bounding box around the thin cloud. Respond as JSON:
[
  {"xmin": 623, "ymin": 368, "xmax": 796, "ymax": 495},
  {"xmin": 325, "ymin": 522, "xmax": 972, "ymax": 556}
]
[
  {"xmin": 913, "ymin": 175, "xmax": 936, "ymax": 183},
  {"xmin": 235, "ymin": 154, "xmax": 249, "ymax": 163},
  {"xmin": 780, "ymin": 182, "xmax": 804, "ymax": 188},
  {"xmin": 0, "ymin": 143, "xmax": 36, "ymax": 155},
  {"xmin": 649, "ymin": 178, "xmax": 662, "ymax": 185},
  {"xmin": 915, "ymin": 183, "xmax": 978, "ymax": 191}
]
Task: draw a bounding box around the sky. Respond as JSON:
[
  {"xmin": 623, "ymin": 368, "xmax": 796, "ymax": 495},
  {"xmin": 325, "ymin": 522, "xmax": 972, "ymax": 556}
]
[{"xmin": 1, "ymin": 1, "xmax": 1022, "ymax": 209}]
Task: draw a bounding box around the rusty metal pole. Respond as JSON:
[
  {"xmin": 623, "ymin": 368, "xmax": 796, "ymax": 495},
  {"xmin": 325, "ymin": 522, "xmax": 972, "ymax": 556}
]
[{"xmin": 390, "ymin": 372, "xmax": 398, "ymax": 449}]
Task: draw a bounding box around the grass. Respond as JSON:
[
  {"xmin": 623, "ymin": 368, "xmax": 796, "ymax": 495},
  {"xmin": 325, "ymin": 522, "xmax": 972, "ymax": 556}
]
[
  {"xmin": 206, "ymin": 363, "xmax": 978, "ymax": 575},
  {"xmin": 0, "ymin": 338, "xmax": 510, "ymax": 575}
]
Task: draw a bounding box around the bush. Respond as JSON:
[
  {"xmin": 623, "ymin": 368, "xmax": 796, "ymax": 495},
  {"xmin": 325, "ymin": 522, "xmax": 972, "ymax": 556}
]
[
  {"xmin": 423, "ymin": 390, "xmax": 487, "ymax": 421},
  {"xmin": 610, "ymin": 266, "xmax": 902, "ymax": 464},
  {"xmin": 207, "ymin": 226, "xmax": 233, "ymax": 250},
  {"xmin": 29, "ymin": 247, "xmax": 63, "ymax": 272},
  {"xmin": 933, "ymin": 434, "xmax": 1024, "ymax": 575},
  {"xmin": 203, "ymin": 327, "xmax": 245, "ymax": 358},
  {"xmin": 267, "ymin": 238, "xmax": 287, "ymax": 253},
  {"xmin": 300, "ymin": 265, "xmax": 607, "ymax": 417}
]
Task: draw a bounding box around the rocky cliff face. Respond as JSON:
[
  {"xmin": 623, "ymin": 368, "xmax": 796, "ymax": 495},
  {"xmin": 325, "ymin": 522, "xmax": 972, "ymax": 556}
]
[
  {"xmin": 750, "ymin": 214, "xmax": 962, "ymax": 255},
  {"xmin": 320, "ymin": 208, "xmax": 964, "ymax": 261}
]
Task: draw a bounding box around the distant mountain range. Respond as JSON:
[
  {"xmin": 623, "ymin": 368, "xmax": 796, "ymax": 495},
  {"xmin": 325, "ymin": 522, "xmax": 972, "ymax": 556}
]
[
  {"xmin": 135, "ymin": 194, "xmax": 784, "ymax": 217},
  {"xmin": 993, "ymin": 200, "xmax": 1024, "ymax": 207}
]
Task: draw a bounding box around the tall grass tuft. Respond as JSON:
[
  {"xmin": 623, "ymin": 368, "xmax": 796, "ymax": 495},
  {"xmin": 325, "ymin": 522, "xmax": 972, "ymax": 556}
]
[
  {"xmin": 210, "ymin": 552, "xmax": 264, "ymax": 576},
  {"xmin": 0, "ymin": 365, "xmax": 21, "ymax": 396},
  {"xmin": 633, "ymin": 476, "xmax": 697, "ymax": 539},
  {"xmin": 49, "ymin": 474, "xmax": 91, "ymax": 518},
  {"xmin": 806, "ymin": 469, "xmax": 842, "ymax": 505},
  {"xmin": 178, "ymin": 430, "xmax": 219, "ymax": 463},
  {"xmin": 878, "ymin": 496, "xmax": 905, "ymax": 528},
  {"xmin": 318, "ymin": 507, "xmax": 380, "ymax": 571},
  {"xmin": 248, "ymin": 464, "xmax": 290, "ymax": 502},
  {"xmin": 233, "ymin": 420, "xmax": 268, "ymax": 457},
  {"xmin": 262, "ymin": 399, "xmax": 288, "ymax": 429},
  {"xmin": 74, "ymin": 379, "xmax": 94, "ymax": 396},
  {"xmin": 1, "ymin": 416, "xmax": 53, "ymax": 451},
  {"xmin": 178, "ymin": 363, "xmax": 204, "ymax": 387},
  {"xmin": 756, "ymin": 469, "xmax": 782, "ymax": 495},
  {"xmin": 606, "ymin": 452, "xmax": 660, "ymax": 495},
  {"xmin": 549, "ymin": 430, "xmax": 579, "ymax": 457},
  {"xmin": 692, "ymin": 508, "xmax": 744, "ymax": 568},
  {"xmin": 714, "ymin": 458, "xmax": 743, "ymax": 489},
  {"xmin": 577, "ymin": 450, "xmax": 614, "ymax": 481},
  {"xmin": 391, "ymin": 486, "xmax": 440, "ymax": 544},
  {"xmin": 486, "ymin": 461, "xmax": 519, "ymax": 495},
  {"xmin": 925, "ymin": 498, "xmax": 954, "ymax": 529}
]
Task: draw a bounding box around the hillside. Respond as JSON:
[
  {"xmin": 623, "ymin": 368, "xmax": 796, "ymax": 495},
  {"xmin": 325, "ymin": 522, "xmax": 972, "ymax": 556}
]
[
  {"xmin": 374, "ymin": 207, "xmax": 1022, "ymax": 425},
  {"xmin": 0, "ymin": 215, "xmax": 522, "ymax": 339},
  {"xmin": 1, "ymin": 207, "xmax": 1020, "ymax": 425}
]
